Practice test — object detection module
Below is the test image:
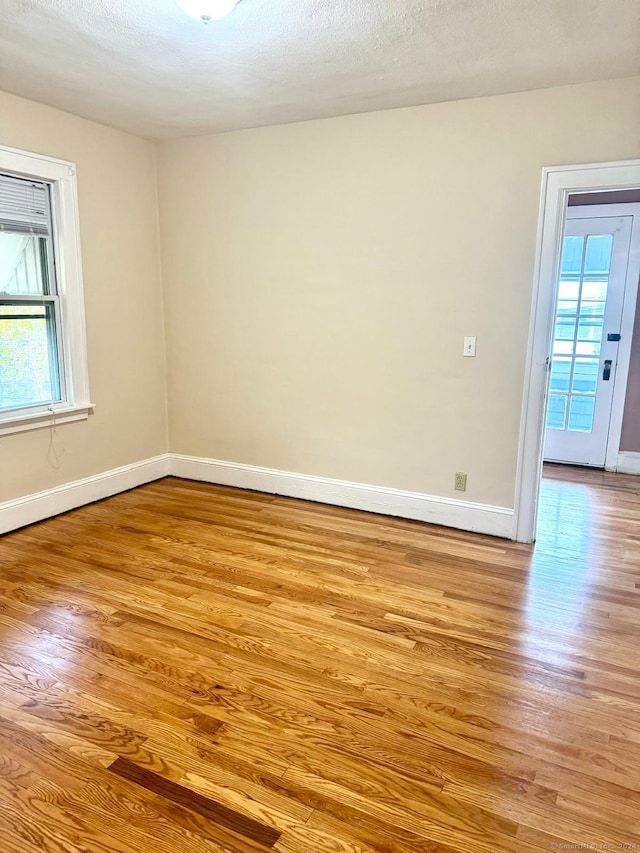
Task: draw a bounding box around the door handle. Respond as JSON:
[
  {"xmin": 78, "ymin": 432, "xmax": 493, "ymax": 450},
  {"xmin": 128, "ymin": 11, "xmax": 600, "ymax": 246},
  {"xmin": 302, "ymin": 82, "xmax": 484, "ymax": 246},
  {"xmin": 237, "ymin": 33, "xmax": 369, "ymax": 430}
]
[{"xmin": 603, "ymin": 359, "xmax": 612, "ymax": 381}]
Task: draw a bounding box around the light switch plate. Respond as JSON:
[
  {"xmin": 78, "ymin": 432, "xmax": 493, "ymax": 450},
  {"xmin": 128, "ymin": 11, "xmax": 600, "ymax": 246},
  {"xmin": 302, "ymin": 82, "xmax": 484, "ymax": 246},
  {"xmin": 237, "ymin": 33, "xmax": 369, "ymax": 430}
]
[{"xmin": 463, "ymin": 336, "xmax": 476, "ymax": 357}]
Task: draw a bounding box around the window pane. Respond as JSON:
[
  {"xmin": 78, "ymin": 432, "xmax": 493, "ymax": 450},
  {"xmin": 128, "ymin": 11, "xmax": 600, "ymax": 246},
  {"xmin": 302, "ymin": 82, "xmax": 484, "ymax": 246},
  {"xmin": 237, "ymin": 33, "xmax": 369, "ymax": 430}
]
[
  {"xmin": 550, "ymin": 358, "xmax": 571, "ymax": 393},
  {"xmin": 555, "ymin": 317, "xmax": 576, "ymax": 341},
  {"xmin": 553, "ymin": 340, "xmax": 574, "ymax": 356},
  {"xmin": 0, "ymin": 303, "xmax": 60, "ymax": 410},
  {"xmin": 568, "ymin": 395, "xmax": 595, "ymax": 432},
  {"xmin": 572, "ymin": 359, "xmax": 599, "ymax": 394},
  {"xmin": 557, "ymin": 300, "xmax": 578, "ymax": 317},
  {"xmin": 0, "ymin": 233, "xmax": 49, "ymax": 295},
  {"xmin": 575, "ymin": 340, "xmax": 601, "ymax": 356},
  {"xmin": 582, "ymin": 280, "xmax": 608, "ymax": 301},
  {"xmin": 584, "ymin": 234, "xmax": 613, "ymax": 275},
  {"xmin": 547, "ymin": 394, "xmax": 567, "ymax": 429},
  {"xmin": 558, "ymin": 279, "xmax": 580, "ymax": 301},
  {"xmin": 579, "ymin": 300, "xmax": 606, "ymax": 317},
  {"xmin": 577, "ymin": 315, "xmax": 604, "ymax": 344},
  {"xmin": 560, "ymin": 236, "xmax": 584, "ymax": 274}
]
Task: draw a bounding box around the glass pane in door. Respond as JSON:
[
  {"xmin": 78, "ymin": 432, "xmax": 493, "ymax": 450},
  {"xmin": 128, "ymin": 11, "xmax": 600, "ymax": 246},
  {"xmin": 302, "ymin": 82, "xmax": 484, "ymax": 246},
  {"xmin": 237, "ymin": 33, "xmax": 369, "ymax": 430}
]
[
  {"xmin": 546, "ymin": 233, "xmax": 613, "ymax": 433},
  {"xmin": 547, "ymin": 394, "xmax": 567, "ymax": 429}
]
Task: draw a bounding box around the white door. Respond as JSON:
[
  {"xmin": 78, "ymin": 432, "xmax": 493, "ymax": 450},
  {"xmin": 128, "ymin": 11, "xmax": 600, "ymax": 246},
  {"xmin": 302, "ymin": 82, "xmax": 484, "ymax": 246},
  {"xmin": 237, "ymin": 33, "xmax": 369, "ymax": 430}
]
[{"xmin": 544, "ymin": 212, "xmax": 633, "ymax": 467}]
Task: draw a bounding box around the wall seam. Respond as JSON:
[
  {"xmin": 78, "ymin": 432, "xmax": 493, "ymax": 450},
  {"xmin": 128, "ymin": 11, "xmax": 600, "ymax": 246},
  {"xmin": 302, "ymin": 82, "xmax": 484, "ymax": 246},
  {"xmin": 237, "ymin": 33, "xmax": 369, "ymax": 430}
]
[{"xmin": 151, "ymin": 139, "xmax": 171, "ymax": 456}]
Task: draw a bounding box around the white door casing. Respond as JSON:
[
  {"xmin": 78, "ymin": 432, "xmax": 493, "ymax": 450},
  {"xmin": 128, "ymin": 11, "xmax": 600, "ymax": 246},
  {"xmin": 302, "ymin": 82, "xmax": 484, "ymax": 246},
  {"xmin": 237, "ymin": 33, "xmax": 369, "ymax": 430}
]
[{"xmin": 514, "ymin": 162, "xmax": 640, "ymax": 543}]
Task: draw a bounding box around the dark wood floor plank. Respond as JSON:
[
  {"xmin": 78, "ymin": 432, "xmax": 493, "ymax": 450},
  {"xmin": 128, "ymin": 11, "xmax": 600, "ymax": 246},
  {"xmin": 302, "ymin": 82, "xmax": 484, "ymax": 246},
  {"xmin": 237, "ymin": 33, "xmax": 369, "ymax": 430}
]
[{"xmin": 109, "ymin": 757, "xmax": 281, "ymax": 848}]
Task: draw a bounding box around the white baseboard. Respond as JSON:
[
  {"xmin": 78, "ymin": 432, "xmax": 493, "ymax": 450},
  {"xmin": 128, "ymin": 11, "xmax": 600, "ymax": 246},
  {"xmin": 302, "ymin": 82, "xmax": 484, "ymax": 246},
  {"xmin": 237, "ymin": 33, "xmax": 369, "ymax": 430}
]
[
  {"xmin": 614, "ymin": 451, "xmax": 640, "ymax": 475},
  {"xmin": 0, "ymin": 454, "xmax": 170, "ymax": 536},
  {"xmin": 0, "ymin": 452, "xmax": 515, "ymax": 539},
  {"xmin": 169, "ymin": 454, "xmax": 514, "ymax": 539}
]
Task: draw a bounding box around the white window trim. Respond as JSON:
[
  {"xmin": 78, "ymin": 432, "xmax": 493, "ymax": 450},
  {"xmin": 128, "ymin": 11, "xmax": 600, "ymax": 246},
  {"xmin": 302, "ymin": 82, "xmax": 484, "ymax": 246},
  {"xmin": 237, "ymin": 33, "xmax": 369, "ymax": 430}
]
[{"xmin": 0, "ymin": 145, "xmax": 93, "ymax": 436}]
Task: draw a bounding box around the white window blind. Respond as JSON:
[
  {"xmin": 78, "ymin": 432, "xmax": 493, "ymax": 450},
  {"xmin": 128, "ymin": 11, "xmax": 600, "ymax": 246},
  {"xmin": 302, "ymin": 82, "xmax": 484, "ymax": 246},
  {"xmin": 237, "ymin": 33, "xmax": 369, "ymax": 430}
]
[{"xmin": 0, "ymin": 174, "xmax": 51, "ymax": 236}]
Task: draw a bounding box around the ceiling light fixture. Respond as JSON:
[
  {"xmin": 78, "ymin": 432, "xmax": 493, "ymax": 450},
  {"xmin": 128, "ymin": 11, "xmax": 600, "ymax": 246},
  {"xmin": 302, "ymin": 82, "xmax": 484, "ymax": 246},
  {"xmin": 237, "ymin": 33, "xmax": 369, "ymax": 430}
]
[{"xmin": 175, "ymin": 0, "xmax": 240, "ymax": 23}]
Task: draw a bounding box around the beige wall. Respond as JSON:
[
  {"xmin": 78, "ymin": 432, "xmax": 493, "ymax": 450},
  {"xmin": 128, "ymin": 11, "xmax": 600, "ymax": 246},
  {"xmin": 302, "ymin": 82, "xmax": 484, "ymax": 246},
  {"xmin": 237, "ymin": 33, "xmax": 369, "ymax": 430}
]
[
  {"xmin": 0, "ymin": 93, "xmax": 168, "ymax": 502},
  {"xmin": 621, "ymin": 292, "xmax": 640, "ymax": 453},
  {"xmin": 157, "ymin": 77, "xmax": 640, "ymax": 508},
  {"xmin": 2, "ymin": 78, "xmax": 639, "ymax": 512}
]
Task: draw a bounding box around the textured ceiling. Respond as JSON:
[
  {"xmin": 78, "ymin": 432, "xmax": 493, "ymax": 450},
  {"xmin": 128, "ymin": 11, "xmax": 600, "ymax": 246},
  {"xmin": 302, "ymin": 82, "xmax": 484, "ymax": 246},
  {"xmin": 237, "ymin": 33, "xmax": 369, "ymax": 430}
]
[{"xmin": 0, "ymin": 0, "xmax": 638, "ymax": 139}]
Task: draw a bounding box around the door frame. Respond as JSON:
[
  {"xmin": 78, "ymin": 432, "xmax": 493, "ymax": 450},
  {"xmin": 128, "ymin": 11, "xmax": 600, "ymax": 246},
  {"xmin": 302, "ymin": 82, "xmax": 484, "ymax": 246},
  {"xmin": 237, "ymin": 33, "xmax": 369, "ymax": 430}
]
[
  {"xmin": 513, "ymin": 160, "xmax": 640, "ymax": 543},
  {"xmin": 562, "ymin": 203, "xmax": 640, "ymax": 470}
]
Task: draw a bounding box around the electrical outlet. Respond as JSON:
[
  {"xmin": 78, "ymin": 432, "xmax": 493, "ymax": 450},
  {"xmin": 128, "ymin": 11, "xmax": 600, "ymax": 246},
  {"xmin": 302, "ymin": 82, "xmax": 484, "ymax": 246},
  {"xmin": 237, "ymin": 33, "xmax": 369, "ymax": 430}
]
[{"xmin": 454, "ymin": 472, "xmax": 467, "ymax": 492}]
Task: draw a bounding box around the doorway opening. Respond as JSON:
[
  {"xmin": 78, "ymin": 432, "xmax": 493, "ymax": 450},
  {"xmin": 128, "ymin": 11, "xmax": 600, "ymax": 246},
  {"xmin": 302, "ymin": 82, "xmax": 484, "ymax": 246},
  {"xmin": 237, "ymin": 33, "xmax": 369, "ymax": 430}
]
[
  {"xmin": 543, "ymin": 194, "xmax": 640, "ymax": 469},
  {"xmin": 514, "ymin": 160, "xmax": 640, "ymax": 543}
]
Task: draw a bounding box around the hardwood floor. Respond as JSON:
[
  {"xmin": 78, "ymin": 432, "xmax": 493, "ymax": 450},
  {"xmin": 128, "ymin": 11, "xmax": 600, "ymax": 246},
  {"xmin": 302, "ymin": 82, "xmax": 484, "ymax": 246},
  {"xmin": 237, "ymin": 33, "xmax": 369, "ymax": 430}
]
[{"xmin": 0, "ymin": 466, "xmax": 639, "ymax": 852}]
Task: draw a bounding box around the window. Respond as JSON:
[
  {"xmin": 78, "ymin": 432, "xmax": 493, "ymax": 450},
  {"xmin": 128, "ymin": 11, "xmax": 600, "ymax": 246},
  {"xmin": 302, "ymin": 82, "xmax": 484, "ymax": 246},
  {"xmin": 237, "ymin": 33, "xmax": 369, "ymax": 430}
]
[
  {"xmin": 0, "ymin": 147, "xmax": 91, "ymax": 435},
  {"xmin": 0, "ymin": 176, "xmax": 63, "ymax": 411}
]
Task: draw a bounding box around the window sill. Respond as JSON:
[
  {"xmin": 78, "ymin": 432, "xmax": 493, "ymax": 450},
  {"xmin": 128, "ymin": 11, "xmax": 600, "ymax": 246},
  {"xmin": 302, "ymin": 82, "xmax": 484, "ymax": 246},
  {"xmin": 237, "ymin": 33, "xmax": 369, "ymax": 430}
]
[{"xmin": 0, "ymin": 404, "xmax": 95, "ymax": 437}]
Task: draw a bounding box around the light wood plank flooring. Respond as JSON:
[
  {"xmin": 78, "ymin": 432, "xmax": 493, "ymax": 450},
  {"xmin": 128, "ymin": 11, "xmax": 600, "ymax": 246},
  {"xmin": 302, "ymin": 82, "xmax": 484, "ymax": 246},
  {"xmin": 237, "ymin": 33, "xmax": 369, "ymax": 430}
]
[{"xmin": 0, "ymin": 465, "xmax": 638, "ymax": 852}]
